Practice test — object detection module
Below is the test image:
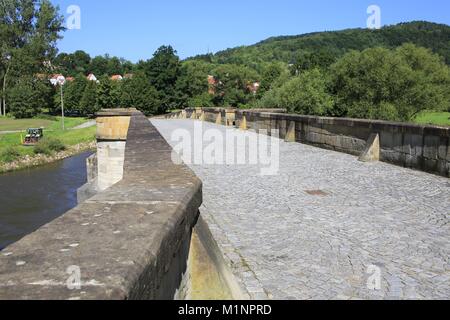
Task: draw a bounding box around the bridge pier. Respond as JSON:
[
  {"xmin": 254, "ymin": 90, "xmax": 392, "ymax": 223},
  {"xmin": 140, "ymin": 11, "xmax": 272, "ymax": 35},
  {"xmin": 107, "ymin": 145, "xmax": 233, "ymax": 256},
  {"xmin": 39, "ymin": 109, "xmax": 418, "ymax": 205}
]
[{"xmin": 93, "ymin": 109, "xmax": 133, "ymax": 192}]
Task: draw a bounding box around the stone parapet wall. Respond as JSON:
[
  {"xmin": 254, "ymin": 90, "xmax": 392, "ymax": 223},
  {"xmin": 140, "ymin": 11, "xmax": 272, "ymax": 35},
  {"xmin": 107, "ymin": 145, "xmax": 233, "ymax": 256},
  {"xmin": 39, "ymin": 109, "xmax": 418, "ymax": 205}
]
[
  {"xmin": 0, "ymin": 111, "xmax": 202, "ymax": 300},
  {"xmin": 164, "ymin": 108, "xmax": 449, "ymax": 177},
  {"xmin": 236, "ymin": 111, "xmax": 450, "ymax": 177}
]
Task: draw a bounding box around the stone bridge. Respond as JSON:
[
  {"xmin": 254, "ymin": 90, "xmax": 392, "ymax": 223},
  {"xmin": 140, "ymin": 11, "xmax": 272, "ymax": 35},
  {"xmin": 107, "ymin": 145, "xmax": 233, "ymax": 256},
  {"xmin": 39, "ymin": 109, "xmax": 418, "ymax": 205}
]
[{"xmin": 0, "ymin": 108, "xmax": 448, "ymax": 300}]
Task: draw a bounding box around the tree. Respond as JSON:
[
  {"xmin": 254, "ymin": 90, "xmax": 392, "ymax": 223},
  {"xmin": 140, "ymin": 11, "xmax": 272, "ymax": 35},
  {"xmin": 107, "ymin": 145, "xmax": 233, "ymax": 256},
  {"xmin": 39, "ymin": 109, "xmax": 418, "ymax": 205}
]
[
  {"xmin": 89, "ymin": 55, "xmax": 109, "ymax": 76},
  {"xmin": 258, "ymin": 69, "xmax": 334, "ymax": 115},
  {"xmin": 211, "ymin": 64, "xmax": 260, "ymax": 108},
  {"xmin": 140, "ymin": 45, "xmax": 181, "ymax": 112},
  {"xmin": 63, "ymin": 74, "xmax": 88, "ymax": 114},
  {"xmin": 8, "ymin": 77, "xmax": 54, "ymax": 118},
  {"xmin": 80, "ymin": 80, "xmax": 98, "ymax": 116},
  {"xmin": 187, "ymin": 92, "xmax": 213, "ymax": 109},
  {"xmin": 329, "ymin": 44, "xmax": 450, "ymax": 121},
  {"xmin": 0, "ymin": 0, "xmax": 64, "ymax": 116},
  {"xmin": 175, "ymin": 60, "xmax": 212, "ymax": 108},
  {"xmin": 54, "ymin": 50, "xmax": 91, "ymax": 76},
  {"xmin": 120, "ymin": 72, "xmax": 161, "ymax": 115},
  {"xmin": 290, "ymin": 50, "xmax": 337, "ymax": 76},
  {"xmin": 258, "ymin": 62, "xmax": 290, "ymax": 96},
  {"xmin": 96, "ymin": 76, "xmax": 120, "ymax": 109}
]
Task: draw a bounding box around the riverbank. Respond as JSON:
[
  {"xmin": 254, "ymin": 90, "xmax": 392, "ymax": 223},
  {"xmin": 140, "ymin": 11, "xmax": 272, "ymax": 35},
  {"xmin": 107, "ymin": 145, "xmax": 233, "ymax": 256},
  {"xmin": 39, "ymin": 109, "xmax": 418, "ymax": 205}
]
[
  {"xmin": 1, "ymin": 117, "xmax": 96, "ymax": 173},
  {"xmin": 0, "ymin": 140, "xmax": 96, "ymax": 173}
]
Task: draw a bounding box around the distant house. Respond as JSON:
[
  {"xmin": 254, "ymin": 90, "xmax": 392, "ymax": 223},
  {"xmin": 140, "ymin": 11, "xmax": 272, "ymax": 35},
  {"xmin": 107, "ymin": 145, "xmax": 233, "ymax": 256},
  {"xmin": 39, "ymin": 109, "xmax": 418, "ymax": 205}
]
[
  {"xmin": 123, "ymin": 73, "xmax": 134, "ymax": 79},
  {"xmin": 50, "ymin": 74, "xmax": 66, "ymax": 86},
  {"xmin": 247, "ymin": 81, "xmax": 261, "ymax": 95},
  {"xmin": 110, "ymin": 75, "xmax": 123, "ymax": 81},
  {"xmin": 87, "ymin": 73, "xmax": 98, "ymax": 82}
]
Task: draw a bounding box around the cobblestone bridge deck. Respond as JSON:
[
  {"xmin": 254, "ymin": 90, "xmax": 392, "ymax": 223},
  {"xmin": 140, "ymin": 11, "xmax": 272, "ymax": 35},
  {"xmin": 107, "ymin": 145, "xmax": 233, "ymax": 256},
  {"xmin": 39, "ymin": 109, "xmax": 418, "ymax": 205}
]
[{"xmin": 152, "ymin": 119, "xmax": 449, "ymax": 300}]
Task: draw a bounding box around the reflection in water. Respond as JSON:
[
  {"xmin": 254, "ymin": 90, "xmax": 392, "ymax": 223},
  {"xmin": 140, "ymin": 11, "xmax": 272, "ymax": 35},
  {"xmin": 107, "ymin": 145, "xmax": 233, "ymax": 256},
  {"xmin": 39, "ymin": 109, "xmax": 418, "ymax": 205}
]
[{"xmin": 0, "ymin": 152, "xmax": 92, "ymax": 250}]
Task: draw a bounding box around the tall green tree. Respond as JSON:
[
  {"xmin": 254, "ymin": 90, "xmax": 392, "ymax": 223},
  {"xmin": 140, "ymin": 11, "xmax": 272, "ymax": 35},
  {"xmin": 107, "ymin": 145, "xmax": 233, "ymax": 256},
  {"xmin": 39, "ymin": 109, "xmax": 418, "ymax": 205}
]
[
  {"xmin": 211, "ymin": 64, "xmax": 260, "ymax": 108},
  {"xmin": 329, "ymin": 44, "xmax": 450, "ymax": 121},
  {"xmin": 140, "ymin": 45, "xmax": 181, "ymax": 112},
  {"xmin": 79, "ymin": 80, "xmax": 98, "ymax": 116},
  {"xmin": 96, "ymin": 76, "xmax": 120, "ymax": 109},
  {"xmin": 120, "ymin": 72, "xmax": 161, "ymax": 115},
  {"xmin": 63, "ymin": 74, "xmax": 88, "ymax": 113},
  {"xmin": 0, "ymin": 0, "xmax": 64, "ymax": 116},
  {"xmin": 8, "ymin": 77, "xmax": 54, "ymax": 118},
  {"xmin": 175, "ymin": 60, "xmax": 212, "ymax": 108}
]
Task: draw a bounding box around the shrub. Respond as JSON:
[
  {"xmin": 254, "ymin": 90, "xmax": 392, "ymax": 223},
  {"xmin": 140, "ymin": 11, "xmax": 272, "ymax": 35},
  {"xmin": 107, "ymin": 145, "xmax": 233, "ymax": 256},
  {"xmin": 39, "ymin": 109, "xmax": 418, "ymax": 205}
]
[
  {"xmin": 256, "ymin": 68, "xmax": 334, "ymax": 116},
  {"xmin": 329, "ymin": 44, "xmax": 450, "ymax": 121},
  {"xmin": 0, "ymin": 147, "xmax": 21, "ymax": 163},
  {"xmin": 34, "ymin": 138, "xmax": 66, "ymax": 155}
]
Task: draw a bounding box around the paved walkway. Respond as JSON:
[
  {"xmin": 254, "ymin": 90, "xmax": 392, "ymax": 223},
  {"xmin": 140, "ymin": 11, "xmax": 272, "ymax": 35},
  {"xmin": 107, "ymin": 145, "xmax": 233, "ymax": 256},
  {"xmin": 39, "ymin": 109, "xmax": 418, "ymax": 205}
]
[
  {"xmin": 71, "ymin": 120, "xmax": 96, "ymax": 130},
  {"xmin": 152, "ymin": 119, "xmax": 450, "ymax": 300}
]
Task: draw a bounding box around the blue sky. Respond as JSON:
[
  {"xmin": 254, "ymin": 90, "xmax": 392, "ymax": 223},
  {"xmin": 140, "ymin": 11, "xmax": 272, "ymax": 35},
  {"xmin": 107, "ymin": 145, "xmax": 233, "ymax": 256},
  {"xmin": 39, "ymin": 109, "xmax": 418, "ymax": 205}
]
[{"xmin": 51, "ymin": 0, "xmax": 450, "ymax": 62}]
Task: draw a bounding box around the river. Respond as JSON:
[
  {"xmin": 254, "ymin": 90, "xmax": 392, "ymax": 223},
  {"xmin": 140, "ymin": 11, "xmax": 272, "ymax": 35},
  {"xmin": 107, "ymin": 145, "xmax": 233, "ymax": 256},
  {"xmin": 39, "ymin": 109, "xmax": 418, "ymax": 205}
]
[{"xmin": 0, "ymin": 151, "xmax": 92, "ymax": 250}]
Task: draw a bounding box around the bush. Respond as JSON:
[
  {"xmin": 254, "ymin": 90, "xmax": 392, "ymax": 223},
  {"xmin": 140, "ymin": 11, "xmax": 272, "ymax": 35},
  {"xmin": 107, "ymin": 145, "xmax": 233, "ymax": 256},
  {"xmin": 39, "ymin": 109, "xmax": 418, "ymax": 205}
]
[
  {"xmin": 256, "ymin": 68, "xmax": 334, "ymax": 116},
  {"xmin": 33, "ymin": 138, "xmax": 66, "ymax": 155},
  {"xmin": 0, "ymin": 147, "xmax": 21, "ymax": 163},
  {"xmin": 329, "ymin": 44, "xmax": 450, "ymax": 121}
]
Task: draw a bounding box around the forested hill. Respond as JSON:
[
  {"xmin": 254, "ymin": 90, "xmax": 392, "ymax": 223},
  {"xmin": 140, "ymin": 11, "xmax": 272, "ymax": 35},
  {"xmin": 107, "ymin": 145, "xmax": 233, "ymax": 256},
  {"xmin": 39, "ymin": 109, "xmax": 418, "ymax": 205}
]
[{"xmin": 197, "ymin": 21, "xmax": 450, "ymax": 66}]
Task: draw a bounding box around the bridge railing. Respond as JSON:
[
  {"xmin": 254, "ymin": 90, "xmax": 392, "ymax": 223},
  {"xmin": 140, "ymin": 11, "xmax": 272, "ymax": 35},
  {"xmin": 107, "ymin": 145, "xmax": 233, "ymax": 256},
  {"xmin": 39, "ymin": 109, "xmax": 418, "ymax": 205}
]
[
  {"xmin": 166, "ymin": 108, "xmax": 449, "ymax": 177},
  {"xmin": 0, "ymin": 110, "xmax": 202, "ymax": 300}
]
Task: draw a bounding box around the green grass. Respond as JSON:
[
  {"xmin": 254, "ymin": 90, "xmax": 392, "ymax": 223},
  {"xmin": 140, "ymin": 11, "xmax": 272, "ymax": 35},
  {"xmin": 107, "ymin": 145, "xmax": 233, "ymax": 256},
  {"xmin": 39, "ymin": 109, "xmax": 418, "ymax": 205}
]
[
  {"xmin": 0, "ymin": 117, "xmax": 96, "ymax": 164},
  {"xmin": 0, "ymin": 116, "xmax": 88, "ymax": 132},
  {"xmin": 414, "ymin": 112, "xmax": 450, "ymax": 127}
]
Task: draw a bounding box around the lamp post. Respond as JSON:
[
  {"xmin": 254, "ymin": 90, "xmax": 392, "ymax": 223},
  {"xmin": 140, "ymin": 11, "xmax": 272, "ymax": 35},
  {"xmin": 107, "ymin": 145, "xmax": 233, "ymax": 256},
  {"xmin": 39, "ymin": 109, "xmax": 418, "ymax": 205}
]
[
  {"xmin": 2, "ymin": 54, "xmax": 11, "ymax": 117},
  {"xmin": 57, "ymin": 76, "xmax": 66, "ymax": 130}
]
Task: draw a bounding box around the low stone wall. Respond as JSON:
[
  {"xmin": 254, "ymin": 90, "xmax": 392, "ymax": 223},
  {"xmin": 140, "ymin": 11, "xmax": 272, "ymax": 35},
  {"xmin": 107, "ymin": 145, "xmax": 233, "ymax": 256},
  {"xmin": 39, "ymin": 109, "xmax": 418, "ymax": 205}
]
[
  {"xmin": 0, "ymin": 111, "xmax": 202, "ymax": 300},
  {"xmin": 236, "ymin": 111, "xmax": 449, "ymax": 177},
  {"xmin": 165, "ymin": 108, "xmax": 449, "ymax": 177}
]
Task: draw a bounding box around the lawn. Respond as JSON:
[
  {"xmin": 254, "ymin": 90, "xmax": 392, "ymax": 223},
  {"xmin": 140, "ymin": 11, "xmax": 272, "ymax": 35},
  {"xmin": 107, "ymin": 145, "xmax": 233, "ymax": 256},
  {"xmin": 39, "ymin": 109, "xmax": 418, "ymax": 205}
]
[
  {"xmin": 0, "ymin": 118, "xmax": 54, "ymax": 131},
  {"xmin": 0, "ymin": 116, "xmax": 88, "ymax": 132},
  {"xmin": 0, "ymin": 117, "xmax": 96, "ymax": 163},
  {"xmin": 414, "ymin": 112, "xmax": 450, "ymax": 127}
]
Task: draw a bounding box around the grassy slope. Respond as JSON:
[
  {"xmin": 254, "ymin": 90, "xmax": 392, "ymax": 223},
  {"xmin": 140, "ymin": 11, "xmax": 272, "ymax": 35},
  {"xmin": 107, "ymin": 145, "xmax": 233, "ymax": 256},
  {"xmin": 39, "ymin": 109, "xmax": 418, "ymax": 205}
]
[{"xmin": 0, "ymin": 117, "xmax": 96, "ymax": 162}]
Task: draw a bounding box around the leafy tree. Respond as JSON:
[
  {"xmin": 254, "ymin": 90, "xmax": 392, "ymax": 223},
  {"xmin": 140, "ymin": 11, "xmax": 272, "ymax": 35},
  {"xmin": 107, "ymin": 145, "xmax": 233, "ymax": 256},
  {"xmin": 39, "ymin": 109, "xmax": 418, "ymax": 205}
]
[
  {"xmin": 329, "ymin": 44, "xmax": 450, "ymax": 121},
  {"xmin": 140, "ymin": 45, "xmax": 181, "ymax": 112},
  {"xmin": 54, "ymin": 50, "xmax": 91, "ymax": 76},
  {"xmin": 63, "ymin": 74, "xmax": 88, "ymax": 113},
  {"xmin": 0, "ymin": 0, "xmax": 64, "ymax": 115},
  {"xmin": 8, "ymin": 77, "xmax": 54, "ymax": 118},
  {"xmin": 80, "ymin": 80, "xmax": 98, "ymax": 116},
  {"xmin": 89, "ymin": 55, "xmax": 109, "ymax": 76},
  {"xmin": 175, "ymin": 60, "xmax": 212, "ymax": 108},
  {"xmin": 211, "ymin": 64, "xmax": 260, "ymax": 107},
  {"xmin": 258, "ymin": 62, "xmax": 290, "ymax": 96},
  {"xmin": 106, "ymin": 56, "xmax": 124, "ymax": 75},
  {"xmin": 258, "ymin": 69, "xmax": 333, "ymax": 115},
  {"xmin": 96, "ymin": 76, "xmax": 120, "ymax": 108},
  {"xmin": 120, "ymin": 72, "xmax": 161, "ymax": 115},
  {"xmin": 187, "ymin": 92, "xmax": 214, "ymax": 109},
  {"xmin": 291, "ymin": 50, "xmax": 337, "ymax": 75}
]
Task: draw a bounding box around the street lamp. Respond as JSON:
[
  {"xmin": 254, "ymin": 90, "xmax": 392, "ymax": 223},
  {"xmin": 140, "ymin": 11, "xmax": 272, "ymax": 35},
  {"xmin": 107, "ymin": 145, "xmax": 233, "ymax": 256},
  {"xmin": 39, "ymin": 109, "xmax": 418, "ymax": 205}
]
[
  {"xmin": 56, "ymin": 76, "xmax": 66, "ymax": 130},
  {"xmin": 2, "ymin": 54, "xmax": 11, "ymax": 117}
]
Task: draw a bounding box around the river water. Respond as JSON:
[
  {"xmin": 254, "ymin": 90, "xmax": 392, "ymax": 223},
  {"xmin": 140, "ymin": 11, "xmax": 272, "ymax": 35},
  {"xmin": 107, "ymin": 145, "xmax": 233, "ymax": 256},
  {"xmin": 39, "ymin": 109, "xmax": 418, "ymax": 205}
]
[{"xmin": 0, "ymin": 151, "xmax": 92, "ymax": 250}]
